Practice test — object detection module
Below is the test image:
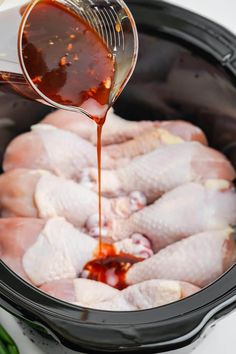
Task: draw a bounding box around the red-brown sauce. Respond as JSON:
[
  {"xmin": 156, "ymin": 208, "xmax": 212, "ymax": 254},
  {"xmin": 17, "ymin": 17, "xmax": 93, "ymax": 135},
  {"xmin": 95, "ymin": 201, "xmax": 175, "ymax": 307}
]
[
  {"xmin": 96, "ymin": 123, "xmax": 103, "ymax": 253},
  {"xmin": 21, "ymin": 0, "xmax": 115, "ymax": 109},
  {"xmin": 20, "ymin": 0, "xmax": 139, "ymax": 289},
  {"xmin": 84, "ymin": 243, "xmax": 143, "ymax": 290}
]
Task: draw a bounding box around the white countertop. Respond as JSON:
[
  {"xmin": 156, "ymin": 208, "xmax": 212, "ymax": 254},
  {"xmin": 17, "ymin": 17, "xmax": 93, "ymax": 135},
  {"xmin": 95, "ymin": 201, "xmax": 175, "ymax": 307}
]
[
  {"xmin": 168, "ymin": 0, "xmax": 236, "ymax": 34},
  {"xmin": 1, "ymin": 0, "xmax": 236, "ymax": 353}
]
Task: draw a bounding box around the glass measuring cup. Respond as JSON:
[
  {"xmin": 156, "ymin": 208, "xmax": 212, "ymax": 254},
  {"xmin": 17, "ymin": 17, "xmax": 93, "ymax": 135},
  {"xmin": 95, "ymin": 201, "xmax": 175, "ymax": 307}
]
[{"xmin": 0, "ymin": 0, "xmax": 139, "ymax": 118}]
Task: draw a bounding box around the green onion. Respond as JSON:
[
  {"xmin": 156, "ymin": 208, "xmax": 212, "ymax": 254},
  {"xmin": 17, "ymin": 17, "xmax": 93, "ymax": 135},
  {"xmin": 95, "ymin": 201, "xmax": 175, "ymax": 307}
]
[
  {"xmin": 0, "ymin": 338, "xmax": 9, "ymax": 354},
  {"xmin": 7, "ymin": 345, "xmax": 19, "ymax": 354},
  {"xmin": 0, "ymin": 325, "xmax": 19, "ymax": 354},
  {"xmin": 0, "ymin": 326, "xmax": 15, "ymax": 346}
]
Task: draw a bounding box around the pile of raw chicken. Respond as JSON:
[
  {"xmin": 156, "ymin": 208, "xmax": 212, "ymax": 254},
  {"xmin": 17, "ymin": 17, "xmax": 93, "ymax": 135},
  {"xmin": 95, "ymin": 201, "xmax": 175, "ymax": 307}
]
[{"xmin": 0, "ymin": 108, "xmax": 236, "ymax": 311}]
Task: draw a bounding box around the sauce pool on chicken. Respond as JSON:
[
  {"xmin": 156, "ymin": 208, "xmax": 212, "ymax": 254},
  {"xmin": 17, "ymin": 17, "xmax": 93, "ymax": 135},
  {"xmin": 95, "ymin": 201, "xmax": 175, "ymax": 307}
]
[{"xmin": 84, "ymin": 243, "xmax": 144, "ymax": 289}]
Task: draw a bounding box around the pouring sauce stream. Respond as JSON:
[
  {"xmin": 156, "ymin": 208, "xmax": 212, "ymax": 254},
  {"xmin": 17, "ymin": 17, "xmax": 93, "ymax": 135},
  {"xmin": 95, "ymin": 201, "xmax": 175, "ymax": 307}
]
[{"xmin": 19, "ymin": 0, "xmax": 141, "ymax": 288}]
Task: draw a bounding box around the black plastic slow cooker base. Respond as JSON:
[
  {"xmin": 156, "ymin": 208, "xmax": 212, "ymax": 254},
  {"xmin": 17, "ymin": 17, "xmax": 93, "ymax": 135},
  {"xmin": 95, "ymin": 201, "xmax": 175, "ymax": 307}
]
[{"xmin": 1, "ymin": 1, "xmax": 236, "ymax": 353}]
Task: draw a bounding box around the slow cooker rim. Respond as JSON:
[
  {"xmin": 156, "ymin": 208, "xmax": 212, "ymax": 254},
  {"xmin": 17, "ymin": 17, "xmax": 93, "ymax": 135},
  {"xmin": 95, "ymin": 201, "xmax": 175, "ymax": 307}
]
[
  {"xmin": 1, "ymin": 262, "xmax": 236, "ymax": 353},
  {"xmin": 1, "ymin": 0, "xmax": 236, "ymax": 352},
  {"xmin": 1, "ymin": 262, "xmax": 236, "ymax": 322},
  {"xmin": 131, "ymin": 0, "xmax": 236, "ymax": 76}
]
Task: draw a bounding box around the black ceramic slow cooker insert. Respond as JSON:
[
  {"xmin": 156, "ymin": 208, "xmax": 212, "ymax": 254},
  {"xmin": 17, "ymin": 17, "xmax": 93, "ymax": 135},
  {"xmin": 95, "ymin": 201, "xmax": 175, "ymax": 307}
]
[{"xmin": 1, "ymin": 1, "xmax": 236, "ymax": 353}]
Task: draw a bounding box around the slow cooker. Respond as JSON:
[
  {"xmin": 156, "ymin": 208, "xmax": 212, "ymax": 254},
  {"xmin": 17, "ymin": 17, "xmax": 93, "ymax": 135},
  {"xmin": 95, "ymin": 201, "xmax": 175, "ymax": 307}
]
[{"xmin": 1, "ymin": 1, "xmax": 236, "ymax": 353}]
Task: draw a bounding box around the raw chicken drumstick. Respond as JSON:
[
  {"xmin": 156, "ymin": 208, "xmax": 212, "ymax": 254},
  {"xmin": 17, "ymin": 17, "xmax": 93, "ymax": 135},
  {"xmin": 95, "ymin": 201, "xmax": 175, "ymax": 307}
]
[
  {"xmin": 41, "ymin": 278, "xmax": 119, "ymax": 305},
  {"xmin": 94, "ymin": 280, "xmax": 200, "ymax": 311},
  {"xmin": 112, "ymin": 181, "xmax": 236, "ymax": 251},
  {"xmin": 126, "ymin": 228, "xmax": 236, "ymax": 287},
  {"xmin": 42, "ymin": 108, "xmax": 158, "ymax": 145},
  {"xmin": 42, "ymin": 108, "xmax": 207, "ymax": 146},
  {"xmin": 103, "ymin": 128, "xmax": 183, "ymax": 162},
  {"xmin": 84, "ymin": 142, "xmax": 235, "ymax": 201},
  {"xmin": 3, "ymin": 122, "xmax": 209, "ymax": 180},
  {"xmin": 3, "ymin": 124, "xmax": 115, "ymax": 179},
  {"xmin": 0, "ymin": 217, "xmax": 153, "ymax": 286},
  {"xmin": 0, "ymin": 218, "xmax": 45, "ymax": 281},
  {"xmin": 0, "ymin": 169, "xmax": 146, "ymax": 232},
  {"xmin": 103, "ymin": 122, "xmax": 208, "ymax": 161},
  {"xmin": 157, "ymin": 120, "xmax": 207, "ymax": 145},
  {"xmin": 40, "ymin": 278, "xmax": 200, "ymax": 311}
]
